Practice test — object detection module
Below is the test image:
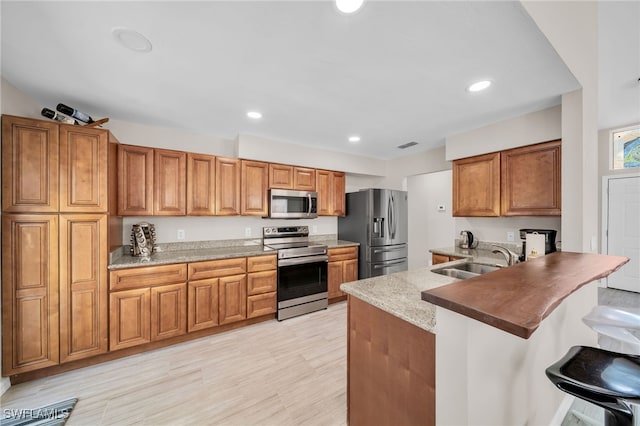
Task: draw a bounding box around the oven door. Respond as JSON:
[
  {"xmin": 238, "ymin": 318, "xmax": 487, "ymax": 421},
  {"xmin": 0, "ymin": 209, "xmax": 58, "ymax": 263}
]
[{"xmin": 277, "ymin": 255, "xmax": 328, "ymax": 306}]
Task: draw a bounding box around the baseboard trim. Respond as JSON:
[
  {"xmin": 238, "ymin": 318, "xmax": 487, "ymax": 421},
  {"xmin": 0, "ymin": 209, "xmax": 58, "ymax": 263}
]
[{"xmin": 0, "ymin": 377, "xmax": 11, "ymax": 396}]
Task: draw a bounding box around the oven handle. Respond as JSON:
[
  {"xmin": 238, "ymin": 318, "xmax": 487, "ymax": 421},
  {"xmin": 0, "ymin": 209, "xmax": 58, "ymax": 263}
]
[{"xmin": 279, "ymin": 255, "xmax": 329, "ymax": 267}]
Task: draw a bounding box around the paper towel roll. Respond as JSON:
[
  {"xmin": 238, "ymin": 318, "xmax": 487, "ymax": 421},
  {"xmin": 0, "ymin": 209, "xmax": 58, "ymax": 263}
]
[{"xmin": 526, "ymin": 233, "xmax": 546, "ymax": 260}]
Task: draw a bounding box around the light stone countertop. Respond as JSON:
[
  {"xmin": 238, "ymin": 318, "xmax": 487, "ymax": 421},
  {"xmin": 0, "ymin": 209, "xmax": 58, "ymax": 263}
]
[{"xmin": 430, "ymin": 240, "xmax": 520, "ymax": 266}]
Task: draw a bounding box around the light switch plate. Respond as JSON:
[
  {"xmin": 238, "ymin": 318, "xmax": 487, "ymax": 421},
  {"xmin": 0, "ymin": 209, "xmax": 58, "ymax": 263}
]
[
  {"xmin": 437, "ymin": 204, "xmax": 446, "ymax": 211},
  {"xmin": 507, "ymin": 231, "xmax": 515, "ymax": 242}
]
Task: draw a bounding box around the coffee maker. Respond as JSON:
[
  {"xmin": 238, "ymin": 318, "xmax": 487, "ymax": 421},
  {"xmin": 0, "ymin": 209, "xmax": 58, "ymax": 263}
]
[{"xmin": 518, "ymin": 229, "xmax": 557, "ymax": 261}]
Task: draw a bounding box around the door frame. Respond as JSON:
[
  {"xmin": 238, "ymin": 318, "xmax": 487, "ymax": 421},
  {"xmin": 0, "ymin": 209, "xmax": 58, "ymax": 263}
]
[{"xmin": 601, "ymin": 172, "xmax": 640, "ymax": 288}]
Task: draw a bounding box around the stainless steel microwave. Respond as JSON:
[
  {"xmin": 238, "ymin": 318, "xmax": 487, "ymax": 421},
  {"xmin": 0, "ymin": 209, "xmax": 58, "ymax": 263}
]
[{"xmin": 267, "ymin": 189, "xmax": 318, "ymax": 219}]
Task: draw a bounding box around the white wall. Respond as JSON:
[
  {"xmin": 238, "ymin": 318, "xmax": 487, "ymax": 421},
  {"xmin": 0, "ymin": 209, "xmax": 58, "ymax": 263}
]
[
  {"xmin": 379, "ymin": 146, "xmax": 451, "ymax": 190},
  {"xmin": 407, "ymin": 171, "xmax": 456, "ymax": 268},
  {"xmin": 455, "ymin": 217, "xmax": 561, "ymax": 250}
]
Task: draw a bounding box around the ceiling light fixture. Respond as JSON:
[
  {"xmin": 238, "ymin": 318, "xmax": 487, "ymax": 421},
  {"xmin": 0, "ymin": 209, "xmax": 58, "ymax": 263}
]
[
  {"xmin": 467, "ymin": 80, "xmax": 492, "ymax": 92},
  {"xmin": 111, "ymin": 27, "xmax": 152, "ymax": 53},
  {"xmin": 247, "ymin": 111, "xmax": 262, "ymax": 119},
  {"xmin": 336, "ymin": 0, "xmax": 364, "ymax": 14},
  {"xmin": 348, "ymin": 136, "xmax": 361, "ymax": 143}
]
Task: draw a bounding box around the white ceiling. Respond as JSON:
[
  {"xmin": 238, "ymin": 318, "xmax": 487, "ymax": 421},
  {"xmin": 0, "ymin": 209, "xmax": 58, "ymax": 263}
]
[{"xmin": 1, "ymin": 1, "xmax": 637, "ymax": 160}]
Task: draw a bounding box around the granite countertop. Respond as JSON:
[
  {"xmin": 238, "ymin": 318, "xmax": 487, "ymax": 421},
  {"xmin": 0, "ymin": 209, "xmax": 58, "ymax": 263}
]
[
  {"xmin": 430, "ymin": 241, "xmax": 521, "ymax": 266},
  {"xmin": 109, "ymin": 237, "xmax": 359, "ymax": 270}
]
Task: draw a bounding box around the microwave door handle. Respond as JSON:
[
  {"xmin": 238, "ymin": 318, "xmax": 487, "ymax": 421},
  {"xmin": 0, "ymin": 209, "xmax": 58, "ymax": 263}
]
[{"xmin": 307, "ymin": 193, "xmax": 312, "ymax": 216}]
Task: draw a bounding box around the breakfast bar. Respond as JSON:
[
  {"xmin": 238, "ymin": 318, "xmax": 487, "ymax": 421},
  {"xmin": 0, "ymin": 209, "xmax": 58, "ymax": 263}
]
[{"xmin": 341, "ymin": 252, "xmax": 629, "ymax": 426}]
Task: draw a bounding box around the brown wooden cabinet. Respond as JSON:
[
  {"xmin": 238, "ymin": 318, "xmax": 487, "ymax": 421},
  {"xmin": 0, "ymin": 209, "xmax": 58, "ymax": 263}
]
[
  {"xmin": 431, "ymin": 253, "xmax": 464, "ymax": 265},
  {"xmin": 154, "ymin": 149, "xmax": 186, "ymax": 215},
  {"xmin": 1, "ymin": 214, "xmax": 59, "ymax": 375},
  {"xmin": 215, "ymin": 157, "xmax": 241, "ymax": 215},
  {"xmin": 59, "ymin": 125, "xmax": 108, "ymax": 213},
  {"xmin": 187, "ymin": 278, "xmax": 219, "ymax": 332},
  {"xmin": 317, "ymin": 170, "xmax": 346, "ymax": 216},
  {"xmin": 241, "ymin": 160, "xmax": 268, "ymax": 216},
  {"xmin": 293, "ymin": 167, "xmax": 316, "ymax": 191},
  {"xmin": 186, "ymin": 153, "xmax": 216, "ymax": 216},
  {"xmin": 59, "ymin": 214, "xmax": 108, "ymax": 363},
  {"xmin": 109, "ymin": 288, "xmax": 151, "ymax": 351},
  {"xmin": 218, "ymin": 274, "xmax": 247, "ymax": 325},
  {"xmin": 269, "ymin": 164, "xmax": 316, "ymax": 191},
  {"xmin": 151, "ymin": 283, "xmax": 187, "ymax": 340},
  {"xmin": 452, "ymin": 152, "xmax": 501, "ymax": 217},
  {"xmin": 328, "ymin": 246, "xmax": 358, "ymax": 299},
  {"xmin": 501, "ymin": 140, "xmax": 561, "ymax": 216},
  {"xmin": 117, "ymin": 144, "xmax": 154, "ymax": 216},
  {"xmin": 2, "ymin": 115, "xmax": 59, "ymax": 213},
  {"xmin": 246, "ymin": 254, "xmax": 277, "ymax": 318}
]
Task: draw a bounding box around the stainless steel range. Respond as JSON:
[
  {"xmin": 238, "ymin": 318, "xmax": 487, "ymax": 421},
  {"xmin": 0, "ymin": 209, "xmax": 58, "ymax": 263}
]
[{"xmin": 263, "ymin": 226, "xmax": 328, "ymax": 321}]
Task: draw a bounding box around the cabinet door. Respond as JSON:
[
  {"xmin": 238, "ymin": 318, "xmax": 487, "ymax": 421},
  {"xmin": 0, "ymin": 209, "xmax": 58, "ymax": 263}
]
[
  {"xmin": 241, "ymin": 160, "xmax": 268, "ymax": 216},
  {"xmin": 154, "ymin": 149, "xmax": 186, "ymax": 215},
  {"xmin": 316, "ymin": 169, "xmax": 332, "ymax": 216},
  {"xmin": 328, "ymin": 261, "xmax": 344, "ymax": 299},
  {"xmin": 293, "ymin": 167, "xmax": 316, "ymax": 191},
  {"xmin": 218, "ymin": 274, "xmax": 247, "ymax": 325},
  {"xmin": 59, "ymin": 214, "xmax": 108, "ymax": 363},
  {"xmin": 187, "ymin": 153, "xmax": 216, "ymax": 215},
  {"xmin": 247, "ymin": 292, "xmax": 276, "ymax": 318},
  {"xmin": 247, "ymin": 270, "xmax": 277, "ymax": 296},
  {"xmin": 501, "ymin": 140, "xmax": 561, "ymax": 216},
  {"xmin": 188, "ymin": 278, "xmax": 219, "ymax": 332},
  {"xmin": 452, "ymin": 152, "xmax": 500, "ymax": 217},
  {"xmin": 432, "ymin": 254, "xmax": 450, "ymax": 265},
  {"xmin": 269, "ymin": 163, "xmax": 293, "ymax": 189},
  {"xmin": 1, "ymin": 115, "xmax": 59, "ymax": 212},
  {"xmin": 343, "ymin": 258, "xmax": 358, "ymax": 283},
  {"xmin": 117, "ymin": 144, "xmax": 154, "ymax": 216},
  {"xmin": 2, "ymin": 214, "xmax": 59, "ymax": 375},
  {"xmin": 151, "ymin": 283, "xmax": 187, "ymax": 341},
  {"xmin": 332, "ymin": 171, "xmax": 346, "ymax": 216},
  {"xmin": 109, "ymin": 288, "xmax": 150, "ymax": 351},
  {"xmin": 215, "ymin": 157, "xmax": 240, "ymax": 215},
  {"xmin": 59, "ymin": 125, "xmax": 108, "ymax": 212}
]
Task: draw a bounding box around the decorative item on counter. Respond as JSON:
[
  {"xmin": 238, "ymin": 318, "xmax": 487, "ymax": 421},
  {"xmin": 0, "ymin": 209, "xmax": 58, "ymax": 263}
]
[
  {"xmin": 55, "ymin": 103, "xmax": 110, "ymax": 128},
  {"xmin": 525, "ymin": 232, "xmax": 546, "ymax": 260},
  {"xmin": 41, "ymin": 107, "xmax": 79, "ymax": 125},
  {"xmin": 459, "ymin": 230, "xmax": 478, "ymax": 249},
  {"xmin": 130, "ymin": 222, "xmax": 157, "ymax": 257}
]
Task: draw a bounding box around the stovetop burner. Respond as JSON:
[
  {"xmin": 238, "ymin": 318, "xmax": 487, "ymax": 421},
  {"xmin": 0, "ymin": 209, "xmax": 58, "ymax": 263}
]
[{"xmin": 263, "ymin": 226, "xmax": 328, "ymax": 259}]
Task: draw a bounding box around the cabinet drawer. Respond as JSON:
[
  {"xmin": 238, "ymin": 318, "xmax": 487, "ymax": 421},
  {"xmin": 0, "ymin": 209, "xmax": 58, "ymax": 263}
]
[
  {"xmin": 247, "ymin": 292, "xmax": 276, "ymax": 318},
  {"xmin": 188, "ymin": 257, "xmax": 247, "ymax": 281},
  {"xmin": 328, "ymin": 246, "xmax": 358, "ymax": 262},
  {"xmin": 247, "ymin": 254, "xmax": 277, "ymax": 272},
  {"xmin": 110, "ymin": 264, "xmax": 187, "ymax": 291},
  {"xmin": 247, "ymin": 270, "xmax": 277, "ymax": 295}
]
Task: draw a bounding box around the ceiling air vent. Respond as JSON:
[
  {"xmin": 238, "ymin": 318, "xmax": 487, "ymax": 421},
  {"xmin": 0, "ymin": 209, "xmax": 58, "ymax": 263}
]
[{"xmin": 397, "ymin": 141, "xmax": 418, "ymax": 149}]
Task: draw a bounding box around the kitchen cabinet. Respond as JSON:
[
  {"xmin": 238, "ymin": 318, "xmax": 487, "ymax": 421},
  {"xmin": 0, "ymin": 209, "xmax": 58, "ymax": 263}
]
[
  {"xmin": 431, "ymin": 254, "xmax": 464, "ymax": 265},
  {"xmin": 187, "ymin": 278, "xmax": 219, "ymax": 332},
  {"xmin": 215, "ymin": 156, "xmax": 241, "ymax": 215},
  {"xmin": 59, "ymin": 214, "xmax": 108, "ymax": 363},
  {"xmin": 2, "ymin": 115, "xmax": 59, "ymax": 213},
  {"xmin": 154, "ymin": 148, "xmax": 186, "ymax": 216},
  {"xmin": 218, "ymin": 274, "xmax": 247, "ymax": 325},
  {"xmin": 317, "ymin": 170, "xmax": 346, "ymax": 216},
  {"xmin": 117, "ymin": 144, "xmax": 154, "ymax": 216},
  {"xmin": 269, "ymin": 164, "xmax": 317, "ymax": 191},
  {"xmin": 452, "ymin": 152, "xmax": 501, "ymax": 217},
  {"xmin": 501, "ymin": 140, "xmax": 561, "ymax": 216},
  {"xmin": 109, "ymin": 264, "xmax": 188, "ymax": 350},
  {"xmin": 246, "ymin": 254, "xmax": 277, "ymax": 318},
  {"xmin": 1, "ymin": 214, "xmax": 59, "ymax": 375},
  {"xmin": 328, "ymin": 246, "xmax": 358, "ymax": 299},
  {"xmin": 187, "ymin": 153, "xmax": 216, "ymax": 216},
  {"xmin": 241, "ymin": 160, "xmax": 269, "ymax": 216}
]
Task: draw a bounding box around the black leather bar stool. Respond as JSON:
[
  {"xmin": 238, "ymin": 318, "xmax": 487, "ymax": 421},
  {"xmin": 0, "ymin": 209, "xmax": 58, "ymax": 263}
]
[{"xmin": 546, "ymin": 346, "xmax": 640, "ymax": 426}]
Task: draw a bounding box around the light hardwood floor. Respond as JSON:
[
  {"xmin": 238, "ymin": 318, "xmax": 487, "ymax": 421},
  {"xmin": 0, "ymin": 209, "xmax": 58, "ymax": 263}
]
[{"xmin": 1, "ymin": 302, "xmax": 348, "ymax": 426}]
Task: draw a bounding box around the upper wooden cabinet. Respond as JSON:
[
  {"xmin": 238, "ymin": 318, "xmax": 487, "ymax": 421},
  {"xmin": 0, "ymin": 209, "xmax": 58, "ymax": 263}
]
[
  {"xmin": 317, "ymin": 170, "xmax": 346, "ymax": 216},
  {"xmin": 452, "ymin": 140, "xmax": 561, "ymax": 217},
  {"xmin": 187, "ymin": 153, "xmax": 216, "ymax": 216},
  {"xmin": 269, "ymin": 164, "xmax": 316, "ymax": 191},
  {"xmin": 501, "ymin": 140, "xmax": 561, "ymax": 216},
  {"xmin": 154, "ymin": 149, "xmax": 186, "ymax": 216},
  {"xmin": 118, "ymin": 144, "xmax": 154, "ymax": 216},
  {"xmin": 215, "ymin": 157, "xmax": 241, "ymax": 216},
  {"xmin": 241, "ymin": 160, "xmax": 268, "ymax": 216},
  {"xmin": 2, "ymin": 115, "xmax": 59, "ymax": 213}
]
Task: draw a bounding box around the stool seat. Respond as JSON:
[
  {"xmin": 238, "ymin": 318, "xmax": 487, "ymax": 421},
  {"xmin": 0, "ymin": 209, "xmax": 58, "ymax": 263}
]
[
  {"xmin": 583, "ymin": 306, "xmax": 640, "ymax": 354},
  {"xmin": 546, "ymin": 346, "xmax": 640, "ymax": 426}
]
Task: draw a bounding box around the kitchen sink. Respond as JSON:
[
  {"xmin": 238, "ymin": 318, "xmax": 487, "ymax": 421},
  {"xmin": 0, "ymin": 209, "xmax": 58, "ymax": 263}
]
[{"xmin": 431, "ymin": 262, "xmax": 502, "ymax": 280}]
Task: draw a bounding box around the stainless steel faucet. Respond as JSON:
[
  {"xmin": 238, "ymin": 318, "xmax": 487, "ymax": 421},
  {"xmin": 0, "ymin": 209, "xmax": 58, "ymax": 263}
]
[{"xmin": 491, "ymin": 245, "xmax": 520, "ymax": 266}]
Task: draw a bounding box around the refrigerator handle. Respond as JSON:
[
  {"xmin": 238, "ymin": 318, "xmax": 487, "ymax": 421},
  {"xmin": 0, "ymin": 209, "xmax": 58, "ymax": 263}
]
[{"xmin": 389, "ymin": 193, "xmax": 396, "ymax": 240}]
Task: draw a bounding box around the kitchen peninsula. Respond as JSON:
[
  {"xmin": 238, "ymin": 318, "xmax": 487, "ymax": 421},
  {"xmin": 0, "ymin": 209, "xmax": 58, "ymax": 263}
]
[{"xmin": 341, "ymin": 252, "xmax": 628, "ymax": 426}]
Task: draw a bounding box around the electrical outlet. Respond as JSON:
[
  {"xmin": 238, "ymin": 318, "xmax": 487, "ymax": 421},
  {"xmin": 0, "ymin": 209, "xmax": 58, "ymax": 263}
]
[
  {"xmin": 245, "ymin": 227, "xmax": 252, "ymax": 237},
  {"xmin": 177, "ymin": 229, "xmax": 185, "ymax": 240},
  {"xmin": 507, "ymin": 231, "xmax": 515, "ymax": 242}
]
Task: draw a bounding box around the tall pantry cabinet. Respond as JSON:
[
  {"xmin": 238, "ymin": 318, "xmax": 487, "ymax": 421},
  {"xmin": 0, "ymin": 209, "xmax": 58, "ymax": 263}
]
[{"xmin": 1, "ymin": 115, "xmax": 121, "ymax": 376}]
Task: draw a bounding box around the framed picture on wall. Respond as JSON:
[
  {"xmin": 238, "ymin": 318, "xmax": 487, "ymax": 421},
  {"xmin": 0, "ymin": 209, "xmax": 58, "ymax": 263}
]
[{"xmin": 612, "ymin": 125, "xmax": 640, "ymax": 169}]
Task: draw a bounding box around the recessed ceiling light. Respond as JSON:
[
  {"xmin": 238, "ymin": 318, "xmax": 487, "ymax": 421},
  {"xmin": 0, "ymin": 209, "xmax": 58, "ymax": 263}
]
[
  {"xmin": 348, "ymin": 136, "xmax": 361, "ymax": 143},
  {"xmin": 336, "ymin": 0, "xmax": 364, "ymax": 14},
  {"xmin": 467, "ymin": 80, "xmax": 492, "ymax": 92},
  {"xmin": 247, "ymin": 111, "xmax": 262, "ymax": 119},
  {"xmin": 111, "ymin": 27, "xmax": 152, "ymax": 53}
]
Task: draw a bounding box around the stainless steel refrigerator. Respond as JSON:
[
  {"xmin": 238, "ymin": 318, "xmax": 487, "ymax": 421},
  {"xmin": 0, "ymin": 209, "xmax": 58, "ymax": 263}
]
[{"xmin": 338, "ymin": 189, "xmax": 408, "ymax": 279}]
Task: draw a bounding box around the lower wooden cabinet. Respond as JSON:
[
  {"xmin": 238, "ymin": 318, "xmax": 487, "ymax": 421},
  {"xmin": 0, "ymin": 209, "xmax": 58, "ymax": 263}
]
[
  {"xmin": 109, "ymin": 288, "xmax": 151, "ymax": 351},
  {"xmin": 328, "ymin": 247, "xmax": 358, "ymax": 299},
  {"xmin": 187, "ymin": 278, "xmax": 219, "ymax": 332},
  {"xmin": 151, "ymin": 283, "xmax": 187, "ymax": 340},
  {"xmin": 431, "ymin": 254, "xmax": 464, "ymax": 265},
  {"xmin": 219, "ymin": 274, "xmax": 247, "ymax": 325}
]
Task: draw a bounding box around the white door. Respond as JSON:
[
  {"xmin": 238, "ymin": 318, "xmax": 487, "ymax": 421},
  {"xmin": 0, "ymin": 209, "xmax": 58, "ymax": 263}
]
[{"xmin": 606, "ymin": 175, "xmax": 640, "ymax": 292}]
